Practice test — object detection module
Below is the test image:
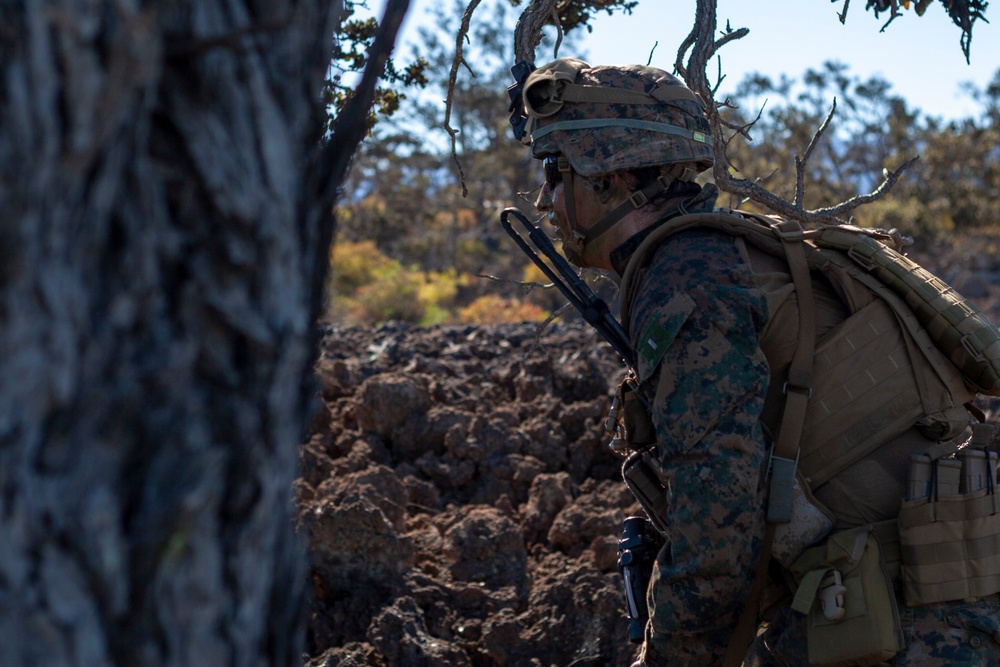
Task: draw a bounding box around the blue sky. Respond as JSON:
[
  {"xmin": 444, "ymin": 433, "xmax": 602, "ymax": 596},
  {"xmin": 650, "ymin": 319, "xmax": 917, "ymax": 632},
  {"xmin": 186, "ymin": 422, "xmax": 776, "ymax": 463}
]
[{"xmin": 369, "ymin": 0, "xmax": 999, "ymax": 120}]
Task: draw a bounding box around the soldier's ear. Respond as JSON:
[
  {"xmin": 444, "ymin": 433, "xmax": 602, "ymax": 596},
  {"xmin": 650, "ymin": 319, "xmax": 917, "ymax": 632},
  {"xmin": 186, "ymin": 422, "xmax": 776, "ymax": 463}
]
[{"xmin": 598, "ymin": 174, "xmax": 629, "ymax": 204}]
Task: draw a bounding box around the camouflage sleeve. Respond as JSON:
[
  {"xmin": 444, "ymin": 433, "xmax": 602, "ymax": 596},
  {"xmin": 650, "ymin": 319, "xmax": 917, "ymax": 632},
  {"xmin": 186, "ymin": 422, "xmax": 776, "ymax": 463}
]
[{"xmin": 628, "ymin": 229, "xmax": 771, "ymax": 667}]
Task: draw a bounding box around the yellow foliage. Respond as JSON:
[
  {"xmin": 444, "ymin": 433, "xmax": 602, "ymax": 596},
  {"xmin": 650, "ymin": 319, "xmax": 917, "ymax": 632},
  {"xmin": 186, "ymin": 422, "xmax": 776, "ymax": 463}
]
[
  {"xmin": 351, "ymin": 271, "xmax": 424, "ymax": 324},
  {"xmin": 327, "ymin": 239, "xmax": 551, "ymax": 326},
  {"xmin": 329, "ymin": 240, "xmax": 402, "ymax": 294},
  {"xmin": 521, "ymin": 261, "xmax": 551, "ymax": 286},
  {"xmin": 456, "ymin": 294, "xmax": 548, "ymax": 325},
  {"xmin": 417, "ymin": 270, "xmax": 467, "ymax": 309}
]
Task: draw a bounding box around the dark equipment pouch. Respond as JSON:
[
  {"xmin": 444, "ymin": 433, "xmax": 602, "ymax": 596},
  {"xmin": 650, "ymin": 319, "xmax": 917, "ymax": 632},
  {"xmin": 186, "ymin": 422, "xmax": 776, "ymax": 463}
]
[
  {"xmin": 622, "ymin": 446, "xmax": 670, "ymax": 534},
  {"xmin": 608, "ymin": 372, "xmax": 656, "ymax": 454},
  {"xmin": 610, "ymin": 374, "xmax": 667, "ymax": 532}
]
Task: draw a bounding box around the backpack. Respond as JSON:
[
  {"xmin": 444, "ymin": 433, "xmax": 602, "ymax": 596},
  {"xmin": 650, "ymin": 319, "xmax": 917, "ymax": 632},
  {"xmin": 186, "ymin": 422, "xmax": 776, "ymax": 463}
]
[{"xmin": 618, "ymin": 209, "xmax": 1000, "ymax": 490}]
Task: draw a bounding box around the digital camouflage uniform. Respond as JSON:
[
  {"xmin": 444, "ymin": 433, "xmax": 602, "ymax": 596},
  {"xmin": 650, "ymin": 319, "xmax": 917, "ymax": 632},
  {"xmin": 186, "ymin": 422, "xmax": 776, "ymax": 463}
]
[{"xmin": 624, "ymin": 213, "xmax": 770, "ymax": 666}]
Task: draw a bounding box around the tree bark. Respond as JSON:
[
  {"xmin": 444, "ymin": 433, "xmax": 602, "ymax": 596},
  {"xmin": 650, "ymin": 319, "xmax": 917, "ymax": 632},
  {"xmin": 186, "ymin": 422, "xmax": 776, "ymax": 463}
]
[{"xmin": 0, "ymin": 1, "xmax": 343, "ymax": 665}]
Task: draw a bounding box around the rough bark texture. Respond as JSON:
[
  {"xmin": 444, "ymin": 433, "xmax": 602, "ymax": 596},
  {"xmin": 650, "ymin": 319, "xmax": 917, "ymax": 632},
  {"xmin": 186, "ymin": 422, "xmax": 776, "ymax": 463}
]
[{"xmin": 0, "ymin": 2, "xmax": 341, "ymax": 665}]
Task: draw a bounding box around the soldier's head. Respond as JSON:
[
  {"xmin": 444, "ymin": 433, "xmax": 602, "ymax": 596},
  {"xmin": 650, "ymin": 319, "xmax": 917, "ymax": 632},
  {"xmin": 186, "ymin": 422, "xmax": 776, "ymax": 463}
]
[{"xmin": 515, "ymin": 58, "xmax": 713, "ymax": 267}]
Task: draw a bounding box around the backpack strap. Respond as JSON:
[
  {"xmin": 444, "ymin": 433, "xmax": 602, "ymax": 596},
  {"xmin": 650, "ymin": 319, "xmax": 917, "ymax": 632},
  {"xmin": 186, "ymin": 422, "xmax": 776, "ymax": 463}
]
[
  {"xmin": 727, "ymin": 218, "xmax": 817, "ymax": 665},
  {"xmin": 767, "ymin": 218, "xmax": 816, "ymax": 523}
]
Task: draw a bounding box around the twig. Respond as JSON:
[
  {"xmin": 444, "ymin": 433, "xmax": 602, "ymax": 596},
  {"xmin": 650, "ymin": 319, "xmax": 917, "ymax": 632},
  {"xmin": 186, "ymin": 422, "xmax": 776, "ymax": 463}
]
[
  {"xmin": 647, "ymin": 41, "xmax": 658, "ymax": 66},
  {"xmin": 524, "ymin": 303, "xmax": 572, "ymax": 361},
  {"xmin": 835, "ymin": 0, "xmax": 850, "ymax": 24},
  {"xmin": 794, "ymin": 98, "xmax": 836, "ymax": 207},
  {"xmin": 476, "ymin": 273, "xmax": 556, "ymax": 295},
  {"xmin": 678, "ymin": 0, "xmax": 916, "ymax": 225},
  {"xmin": 443, "ymin": 0, "xmax": 483, "ymax": 198},
  {"xmin": 551, "ymin": 7, "xmax": 564, "ymax": 57}
]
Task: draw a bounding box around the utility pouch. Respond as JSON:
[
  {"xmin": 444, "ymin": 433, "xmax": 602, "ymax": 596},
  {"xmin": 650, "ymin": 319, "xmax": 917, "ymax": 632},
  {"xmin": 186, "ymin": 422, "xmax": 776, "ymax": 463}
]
[
  {"xmin": 790, "ymin": 526, "xmax": 903, "ymax": 666},
  {"xmin": 608, "ymin": 373, "xmax": 656, "ymax": 455},
  {"xmin": 772, "ymin": 472, "xmax": 836, "ymax": 569},
  {"xmin": 622, "ymin": 446, "xmax": 669, "ymax": 534},
  {"xmin": 898, "ymin": 424, "xmax": 1000, "ymax": 605}
]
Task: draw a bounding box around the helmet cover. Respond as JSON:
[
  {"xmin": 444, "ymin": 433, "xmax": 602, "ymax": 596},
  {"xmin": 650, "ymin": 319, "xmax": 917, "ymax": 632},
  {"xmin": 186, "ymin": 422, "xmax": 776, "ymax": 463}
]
[{"xmin": 522, "ymin": 58, "xmax": 713, "ymax": 178}]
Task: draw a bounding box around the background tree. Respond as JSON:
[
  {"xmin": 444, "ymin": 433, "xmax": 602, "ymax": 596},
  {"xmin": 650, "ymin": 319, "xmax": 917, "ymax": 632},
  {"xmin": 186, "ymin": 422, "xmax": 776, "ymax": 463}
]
[
  {"xmin": 328, "ymin": 0, "xmax": 998, "ymax": 328},
  {"xmin": 0, "ymin": 1, "xmax": 407, "ymax": 665}
]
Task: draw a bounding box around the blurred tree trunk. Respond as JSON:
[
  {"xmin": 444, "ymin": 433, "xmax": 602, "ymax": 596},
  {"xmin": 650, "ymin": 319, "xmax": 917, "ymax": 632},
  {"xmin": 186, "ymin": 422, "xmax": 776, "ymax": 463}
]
[{"xmin": 0, "ymin": 1, "xmax": 351, "ymax": 665}]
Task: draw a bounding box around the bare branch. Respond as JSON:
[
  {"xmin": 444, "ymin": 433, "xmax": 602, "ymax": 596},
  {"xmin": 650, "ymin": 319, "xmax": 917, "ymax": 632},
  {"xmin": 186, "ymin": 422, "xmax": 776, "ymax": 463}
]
[
  {"xmin": 674, "ymin": 31, "xmax": 695, "ymax": 79},
  {"xmin": 477, "ymin": 273, "xmax": 556, "ymax": 295},
  {"xmin": 647, "ymin": 41, "xmax": 658, "ymax": 67},
  {"xmin": 835, "ymin": 0, "xmax": 850, "ymax": 24},
  {"xmin": 794, "ymin": 98, "xmax": 837, "ymax": 206},
  {"xmin": 443, "ymin": 0, "xmax": 483, "ymax": 198},
  {"xmin": 678, "ymin": 0, "xmax": 916, "ymax": 225},
  {"xmin": 715, "ymin": 25, "xmax": 749, "ymax": 52},
  {"xmin": 710, "ymin": 56, "xmax": 725, "ymax": 95},
  {"xmin": 879, "ymin": 6, "xmax": 903, "ymax": 33},
  {"xmin": 811, "ymin": 156, "xmax": 920, "ymax": 219},
  {"xmin": 513, "ymin": 0, "xmax": 560, "ymax": 64}
]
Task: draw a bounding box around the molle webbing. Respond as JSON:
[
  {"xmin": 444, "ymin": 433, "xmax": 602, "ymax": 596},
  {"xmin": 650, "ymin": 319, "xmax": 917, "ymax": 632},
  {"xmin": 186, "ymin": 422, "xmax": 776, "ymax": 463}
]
[
  {"xmin": 619, "ymin": 210, "xmax": 979, "ymax": 489},
  {"xmin": 814, "ymin": 227, "xmax": 1000, "ymax": 396}
]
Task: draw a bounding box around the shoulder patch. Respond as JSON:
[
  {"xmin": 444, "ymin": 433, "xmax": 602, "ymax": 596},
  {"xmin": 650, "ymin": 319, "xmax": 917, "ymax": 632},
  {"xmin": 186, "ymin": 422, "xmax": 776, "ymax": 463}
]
[{"xmin": 637, "ymin": 293, "xmax": 695, "ymax": 376}]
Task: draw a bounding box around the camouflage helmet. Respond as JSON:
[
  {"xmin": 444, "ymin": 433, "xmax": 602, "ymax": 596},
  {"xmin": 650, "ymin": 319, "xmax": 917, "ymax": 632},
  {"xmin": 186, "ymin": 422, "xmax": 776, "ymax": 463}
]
[{"xmin": 522, "ymin": 58, "xmax": 713, "ymax": 178}]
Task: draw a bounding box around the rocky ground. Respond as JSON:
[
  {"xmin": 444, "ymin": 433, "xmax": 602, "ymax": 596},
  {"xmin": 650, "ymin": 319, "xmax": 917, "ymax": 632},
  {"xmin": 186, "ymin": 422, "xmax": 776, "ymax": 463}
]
[
  {"xmin": 298, "ymin": 320, "xmax": 639, "ymax": 667},
  {"xmin": 296, "ymin": 230, "xmax": 1000, "ymax": 667}
]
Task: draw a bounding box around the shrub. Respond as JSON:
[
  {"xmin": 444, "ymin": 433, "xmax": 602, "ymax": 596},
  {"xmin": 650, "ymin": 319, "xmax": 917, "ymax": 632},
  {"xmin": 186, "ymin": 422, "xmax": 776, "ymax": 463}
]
[{"xmin": 456, "ymin": 294, "xmax": 548, "ymax": 324}]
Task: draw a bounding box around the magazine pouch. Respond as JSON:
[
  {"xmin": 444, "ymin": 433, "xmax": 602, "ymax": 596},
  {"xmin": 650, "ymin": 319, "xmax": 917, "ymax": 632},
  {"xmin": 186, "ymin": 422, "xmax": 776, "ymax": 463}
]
[
  {"xmin": 789, "ymin": 525, "xmax": 903, "ymax": 666},
  {"xmin": 898, "ymin": 423, "xmax": 1000, "ymax": 605}
]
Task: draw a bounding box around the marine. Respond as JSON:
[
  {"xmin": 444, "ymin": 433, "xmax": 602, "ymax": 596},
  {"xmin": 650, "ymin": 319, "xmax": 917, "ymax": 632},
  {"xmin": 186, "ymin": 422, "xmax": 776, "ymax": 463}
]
[{"xmin": 507, "ymin": 56, "xmax": 1000, "ymax": 666}]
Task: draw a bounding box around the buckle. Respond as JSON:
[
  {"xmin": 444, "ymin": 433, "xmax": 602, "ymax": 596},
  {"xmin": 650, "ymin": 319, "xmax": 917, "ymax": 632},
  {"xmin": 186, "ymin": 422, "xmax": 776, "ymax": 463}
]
[
  {"xmin": 767, "ymin": 451, "xmax": 798, "ymax": 524},
  {"xmin": 773, "ymin": 219, "xmax": 804, "ymax": 242},
  {"xmin": 628, "ymin": 191, "xmax": 649, "ymax": 208},
  {"xmin": 818, "ymin": 570, "xmax": 847, "ymax": 621},
  {"xmin": 782, "ymin": 381, "xmax": 813, "ymax": 399}
]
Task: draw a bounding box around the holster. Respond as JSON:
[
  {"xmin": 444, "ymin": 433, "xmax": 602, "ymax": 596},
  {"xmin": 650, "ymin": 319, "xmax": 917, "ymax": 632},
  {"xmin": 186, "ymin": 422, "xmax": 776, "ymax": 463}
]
[{"xmin": 622, "ymin": 446, "xmax": 669, "ymax": 535}]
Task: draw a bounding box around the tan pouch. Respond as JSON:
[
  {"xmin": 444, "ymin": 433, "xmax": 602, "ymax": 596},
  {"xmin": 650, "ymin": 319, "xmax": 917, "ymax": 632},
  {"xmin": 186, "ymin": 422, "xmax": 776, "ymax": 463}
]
[
  {"xmin": 790, "ymin": 526, "xmax": 903, "ymax": 666},
  {"xmin": 898, "ymin": 423, "xmax": 1000, "ymax": 605},
  {"xmin": 898, "ymin": 488, "xmax": 1000, "ymax": 605}
]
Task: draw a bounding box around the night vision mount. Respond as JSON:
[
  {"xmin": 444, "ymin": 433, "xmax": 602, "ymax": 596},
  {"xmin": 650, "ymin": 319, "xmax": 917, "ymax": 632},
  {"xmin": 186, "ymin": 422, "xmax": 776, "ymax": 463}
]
[{"xmin": 506, "ymin": 61, "xmax": 535, "ymax": 143}]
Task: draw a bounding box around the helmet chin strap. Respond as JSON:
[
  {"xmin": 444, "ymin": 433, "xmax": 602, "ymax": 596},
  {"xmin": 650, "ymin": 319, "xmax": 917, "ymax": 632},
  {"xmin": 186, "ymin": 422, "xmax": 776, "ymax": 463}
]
[
  {"xmin": 558, "ymin": 156, "xmax": 694, "ymax": 259},
  {"xmin": 557, "ymin": 157, "xmax": 587, "ymax": 257}
]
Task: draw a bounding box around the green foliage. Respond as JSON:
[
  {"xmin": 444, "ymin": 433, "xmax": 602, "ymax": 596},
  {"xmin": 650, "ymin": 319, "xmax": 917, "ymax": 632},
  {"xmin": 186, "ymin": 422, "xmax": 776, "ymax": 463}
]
[
  {"xmin": 324, "ymin": 1, "xmax": 430, "ymax": 134},
  {"xmin": 327, "ymin": 1, "xmax": 999, "ymax": 329},
  {"xmin": 721, "ymin": 60, "xmax": 1000, "ymax": 239},
  {"xmin": 329, "ymin": 239, "xmax": 403, "ymax": 295},
  {"xmin": 858, "ymin": 0, "xmax": 988, "ymax": 62}
]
